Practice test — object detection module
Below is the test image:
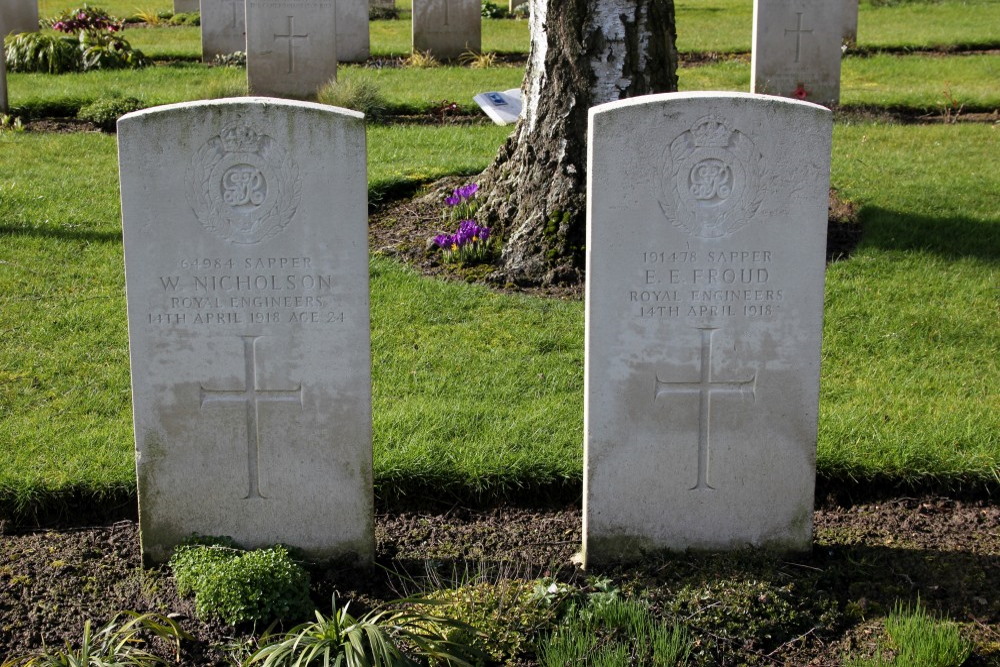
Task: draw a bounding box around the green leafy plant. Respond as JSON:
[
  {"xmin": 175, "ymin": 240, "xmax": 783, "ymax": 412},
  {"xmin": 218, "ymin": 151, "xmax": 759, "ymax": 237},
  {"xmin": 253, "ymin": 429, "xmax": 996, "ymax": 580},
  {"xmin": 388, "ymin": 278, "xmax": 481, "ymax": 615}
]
[
  {"xmin": 481, "ymin": 1, "xmax": 510, "ymax": 19},
  {"xmin": 0, "ymin": 114, "xmax": 26, "ymax": 132},
  {"xmin": 847, "ymin": 599, "xmax": 973, "ymax": 667},
  {"xmin": 4, "ymin": 7, "xmax": 148, "ymax": 74},
  {"xmin": 168, "ymin": 11, "xmax": 200, "ymax": 26},
  {"xmin": 541, "ymin": 596, "xmax": 691, "ymax": 667},
  {"xmin": 77, "ymin": 95, "xmax": 143, "ymax": 131},
  {"xmin": 212, "ymin": 50, "xmax": 247, "ymax": 68},
  {"xmin": 169, "ymin": 538, "xmax": 313, "ymax": 626},
  {"xmin": 317, "ymin": 74, "xmax": 388, "ymax": 122},
  {"xmin": 416, "ymin": 579, "xmax": 559, "ymax": 663},
  {"xmin": 46, "ymin": 4, "xmax": 122, "ymax": 32},
  {"xmin": 369, "ymin": 5, "xmax": 399, "ymax": 20},
  {"xmin": 247, "ymin": 596, "xmax": 485, "ymax": 666},
  {"xmin": 0, "ymin": 611, "xmax": 191, "ymax": 667},
  {"xmin": 80, "ymin": 30, "xmax": 150, "ymax": 71},
  {"xmin": 3, "ymin": 32, "xmax": 81, "ymax": 73}
]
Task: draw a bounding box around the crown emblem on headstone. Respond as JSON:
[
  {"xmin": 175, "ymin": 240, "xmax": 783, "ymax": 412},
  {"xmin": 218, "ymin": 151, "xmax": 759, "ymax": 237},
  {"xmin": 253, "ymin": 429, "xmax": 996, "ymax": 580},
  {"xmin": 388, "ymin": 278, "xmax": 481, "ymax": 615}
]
[
  {"xmin": 690, "ymin": 116, "xmax": 731, "ymax": 148},
  {"xmin": 220, "ymin": 123, "xmax": 265, "ymax": 153}
]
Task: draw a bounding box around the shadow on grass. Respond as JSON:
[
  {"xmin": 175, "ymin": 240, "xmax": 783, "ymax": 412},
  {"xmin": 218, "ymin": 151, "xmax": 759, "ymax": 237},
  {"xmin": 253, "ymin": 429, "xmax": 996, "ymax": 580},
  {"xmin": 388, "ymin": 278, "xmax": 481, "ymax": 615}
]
[
  {"xmin": 0, "ymin": 225, "xmax": 123, "ymax": 244},
  {"xmin": 856, "ymin": 205, "xmax": 1000, "ymax": 262}
]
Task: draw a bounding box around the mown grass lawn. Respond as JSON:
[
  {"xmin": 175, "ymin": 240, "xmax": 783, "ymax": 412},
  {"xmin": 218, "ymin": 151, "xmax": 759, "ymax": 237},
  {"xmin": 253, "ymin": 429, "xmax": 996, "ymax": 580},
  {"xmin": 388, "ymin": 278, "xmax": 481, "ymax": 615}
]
[
  {"xmin": 1, "ymin": 119, "xmax": 997, "ymax": 514},
  {"xmin": 2, "ymin": 0, "xmax": 997, "ymax": 516}
]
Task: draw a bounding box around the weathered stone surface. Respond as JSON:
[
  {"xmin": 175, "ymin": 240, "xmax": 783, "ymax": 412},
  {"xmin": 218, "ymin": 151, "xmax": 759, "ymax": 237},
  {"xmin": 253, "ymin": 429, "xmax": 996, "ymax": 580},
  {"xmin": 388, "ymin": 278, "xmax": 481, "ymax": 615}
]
[
  {"xmin": 751, "ymin": 0, "xmax": 843, "ymax": 106},
  {"xmin": 583, "ymin": 92, "xmax": 832, "ymax": 565},
  {"xmin": 411, "ymin": 0, "xmax": 480, "ymax": 60},
  {"xmin": 201, "ymin": 0, "xmax": 246, "ymax": 62},
  {"xmin": 246, "ymin": 0, "xmax": 337, "ymax": 98},
  {"xmin": 0, "ymin": 0, "xmax": 39, "ymax": 34},
  {"xmin": 0, "ymin": 39, "xmax": 7, "ymax": 113},
  {"xmin": 842, "ymin": 0, "xmax": 859, "ymax": 46},
  {"xmin": 118, "ymin": 98, "xmax": 372, "ymax": 564},
  {"xmin": 337, "ymin": 0, "xmax": 370, "ymax": 62}
]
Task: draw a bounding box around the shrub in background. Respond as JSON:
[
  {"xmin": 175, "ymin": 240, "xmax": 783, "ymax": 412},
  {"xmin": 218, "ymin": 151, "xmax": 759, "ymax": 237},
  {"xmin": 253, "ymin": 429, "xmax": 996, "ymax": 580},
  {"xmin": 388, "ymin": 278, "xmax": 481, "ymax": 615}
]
[
  {"xmin": 317, "ymin": 74, "xmax": 388, "ymax": 122},
  {"xmin": 3, "ymin": 32, "xmax": 80, "ymax": 73},
  {"xmin": 77, "ymin": 96, "xmax": 143, "ymax": 131},
  {"xmin": 169, "ymin": 537, "xmax": 313, "ymax": 626},
  {"xmin": 5, "ymin": 5, "xmax": 148, "ymax": 74}
]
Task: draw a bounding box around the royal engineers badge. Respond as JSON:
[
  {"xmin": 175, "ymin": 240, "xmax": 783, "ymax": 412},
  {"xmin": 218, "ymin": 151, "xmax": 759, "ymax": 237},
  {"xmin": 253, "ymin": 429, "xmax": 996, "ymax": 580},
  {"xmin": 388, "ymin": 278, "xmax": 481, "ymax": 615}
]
[
  {"xmin": 188, "ymin": 122, "xmax": 302, "ymax": 244},
  {"xmin": 659, "ymin": 115, "xmax": 766, "ymax": 239}
]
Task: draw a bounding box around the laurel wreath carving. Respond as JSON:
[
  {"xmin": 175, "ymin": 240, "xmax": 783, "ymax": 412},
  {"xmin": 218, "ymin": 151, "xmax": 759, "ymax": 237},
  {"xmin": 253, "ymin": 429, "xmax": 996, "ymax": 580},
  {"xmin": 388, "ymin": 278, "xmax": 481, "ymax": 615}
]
[
  {"xmin": 658, "ymin": 126, "xmax": 767, "ymax": 240},
  {"xmin": 187, "ymin": 131, "xmax": 302, "ymax": 245}
]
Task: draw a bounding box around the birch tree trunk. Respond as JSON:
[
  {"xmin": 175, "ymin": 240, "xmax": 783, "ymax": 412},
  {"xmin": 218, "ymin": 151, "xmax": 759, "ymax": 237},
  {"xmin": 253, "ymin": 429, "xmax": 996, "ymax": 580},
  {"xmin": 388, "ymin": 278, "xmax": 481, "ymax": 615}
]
[{"xmin": 477, "ymin": 0, "xmax": 678, "ymax": 287}]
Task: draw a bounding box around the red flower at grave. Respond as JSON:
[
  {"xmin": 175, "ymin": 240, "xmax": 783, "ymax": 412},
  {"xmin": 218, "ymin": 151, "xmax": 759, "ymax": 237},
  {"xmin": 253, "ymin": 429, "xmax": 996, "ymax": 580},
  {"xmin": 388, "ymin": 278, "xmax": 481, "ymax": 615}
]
[{"xmin": 792, "ymin": 83, "xmax": 810, "ymax": 100}]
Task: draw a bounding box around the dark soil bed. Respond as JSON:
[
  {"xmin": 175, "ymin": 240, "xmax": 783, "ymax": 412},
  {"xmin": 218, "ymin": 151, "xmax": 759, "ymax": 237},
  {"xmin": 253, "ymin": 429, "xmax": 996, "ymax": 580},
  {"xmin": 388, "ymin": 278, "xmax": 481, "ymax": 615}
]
[{"xmin": 1, "ymin": 496, "xmax": 998, "ymax": 665}]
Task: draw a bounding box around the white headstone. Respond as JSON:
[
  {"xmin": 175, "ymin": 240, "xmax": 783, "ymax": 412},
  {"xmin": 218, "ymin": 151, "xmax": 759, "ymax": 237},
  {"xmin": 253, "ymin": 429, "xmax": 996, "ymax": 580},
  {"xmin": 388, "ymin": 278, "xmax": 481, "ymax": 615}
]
[
  {"xmin": 0, "ymin": 0, "xmax": 39, "ymax": 34},
  {"xmin": 337, "ymin": 0, "xmax": 370, "ymax": 62},
  {"xmin": 583, "ymin": 92, "xmax": 832, "ymax": 566},
  {"xmin": 118, "ymin": 98, "xmax": 373, "ymax": 564},
  {"xmin": 246, "ymin": 0, "xmax": 337, "ymax": 98},
  {"xmin": 751, "ymin": 0, "xmax": 843, "ymax": 106},
  {"xmin": 201, "ymin": 0, "xmax": 246, "ymax": 62},
  {"xmin": 412, "ymin": 0, "xmax": 481, "ymax": 60},
  {"xmin": 842, "ymin": 0, "xmax": 859, "ymax": 47},
  {"xmin": 175, "ymin": 0, "xmax": 199, "ymax": 13},
  {"xmin": 0, "ymin": 40, "xmax": 7, "ymax": 114},
  {"xmin": 473, "ymin": 89, "xmax": 521, "ymax": 125}
]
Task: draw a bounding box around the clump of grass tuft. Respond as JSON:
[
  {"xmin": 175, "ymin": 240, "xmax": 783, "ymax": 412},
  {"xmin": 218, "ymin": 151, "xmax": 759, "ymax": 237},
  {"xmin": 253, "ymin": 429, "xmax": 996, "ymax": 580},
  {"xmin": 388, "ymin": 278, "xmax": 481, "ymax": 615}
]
[
  {"xmin": 317, "ymin": 73, "xmax": 388, "ymax": 121},
  {"xmin": 541, "ymin": 595, "xmax": 691, "ymax": 667},
  {"xmin": 846, "ymin": 599, "xmax": 973, "ymax": 667},
  {"xmin": 458, "ymin": 50, "xmax": 497, "ymax": 69},
  {"xmin": 404, "ymin": 49, "xmax": 439, "ymax": 68}
]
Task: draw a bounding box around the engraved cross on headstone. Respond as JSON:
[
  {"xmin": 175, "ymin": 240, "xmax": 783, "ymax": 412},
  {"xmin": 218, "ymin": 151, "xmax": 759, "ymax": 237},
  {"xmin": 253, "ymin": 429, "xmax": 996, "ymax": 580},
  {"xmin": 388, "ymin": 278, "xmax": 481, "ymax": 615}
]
[
  {"xmin": 654, "ymin": 327, "xmax": 756, "ymax": 491},
  {"xmin": 200, "ymin": 335, "xmax": 303, "ymax": 500},
  {"xmin": 274, "ymin": 15, "xmax": 309, "ymax": 74},
  {"xmin": 442, "ymin": 0, "xmax": 451, "ymax": 26},
  {"xmin": 785, "ymin": 11, "xmax": 813, "ymax": 63}
]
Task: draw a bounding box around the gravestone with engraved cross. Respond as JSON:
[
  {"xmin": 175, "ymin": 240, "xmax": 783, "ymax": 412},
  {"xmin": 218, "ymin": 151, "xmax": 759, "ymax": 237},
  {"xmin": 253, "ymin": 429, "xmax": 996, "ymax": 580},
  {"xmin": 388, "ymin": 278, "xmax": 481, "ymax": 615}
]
[
  {"xmin": 751, "ymin": 0, "xmax": 843, "ymax": 106},
  {"xmin": 0, "ymin": 0, "xmax": 39, "ymax": 35},
  {"xmin": 118, "ymin": 98, "xmax": 372, "ymax": 564},
  {"xmin": 412, "ymin": 0, "xmax": 481, "ymax": 60},
  {"xmin": 583, "ymin": 92, "xmax": 832, "ymax": 566},
  {"xmin": 201, "ymin": 0, "xmax": 247, "ymax": 62},
  {"xmin": 246, "ymin": 0, "xmax": 337, "ymax": 98}
]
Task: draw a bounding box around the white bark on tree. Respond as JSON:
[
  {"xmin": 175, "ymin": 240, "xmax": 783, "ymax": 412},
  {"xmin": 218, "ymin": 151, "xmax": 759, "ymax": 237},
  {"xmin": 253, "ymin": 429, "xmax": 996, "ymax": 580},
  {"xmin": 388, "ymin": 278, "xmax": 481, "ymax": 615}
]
[{"xmin": 478, "ymin": 0, "xmax": 678, "ymax": 287}]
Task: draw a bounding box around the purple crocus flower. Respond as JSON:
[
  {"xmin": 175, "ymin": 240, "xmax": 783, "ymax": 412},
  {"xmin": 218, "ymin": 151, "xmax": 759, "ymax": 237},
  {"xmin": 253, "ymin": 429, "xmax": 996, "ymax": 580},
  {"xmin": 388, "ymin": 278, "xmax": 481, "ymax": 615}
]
[
  {"xmin": 445, "ymin": 194, "xmax": 461, "ymax": 206},
  {"xmin": 433, "ymin": 234, "xmax": 452, "ymax": 248}
]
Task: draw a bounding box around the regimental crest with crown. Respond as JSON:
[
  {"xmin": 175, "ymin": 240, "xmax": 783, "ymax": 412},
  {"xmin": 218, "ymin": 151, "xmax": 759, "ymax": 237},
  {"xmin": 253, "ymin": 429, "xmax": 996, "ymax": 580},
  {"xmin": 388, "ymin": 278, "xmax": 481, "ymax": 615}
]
[
  {"xmin": 658, "ymin": 115, "xmax": 766, "ymax": 239},
  {"xmin": 187, "ymin": 121, "xmax": 301, "ymax": 245}
]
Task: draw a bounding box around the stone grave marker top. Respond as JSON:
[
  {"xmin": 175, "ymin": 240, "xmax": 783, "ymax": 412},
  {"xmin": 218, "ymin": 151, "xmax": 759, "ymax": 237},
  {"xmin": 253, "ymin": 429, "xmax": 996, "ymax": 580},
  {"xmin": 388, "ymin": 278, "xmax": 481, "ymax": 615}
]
[
  {"xmin": 245, "ymin": 0, "xmax": 338, "ymax": 98},
  {"xmin": 0, "ymin": 0, "xmax": 39, "ymax": 34},
  {"xmin": 751, "ymin": 0, "xmax": 843, "ymax": 106},
  {"xmin": 201, "ymin": 0, "xmax": 247, "ymax": 62},
  {"xmin": 118, "ymin": 97, "xmax": 373, "ymax": 564},
  {"xmin": 412, "ymin": 0, "xmax": 481, "ymax": 60},
  {"xmin": 583, "ymin": 92, "xmax": 832, "ymax": 566}
]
